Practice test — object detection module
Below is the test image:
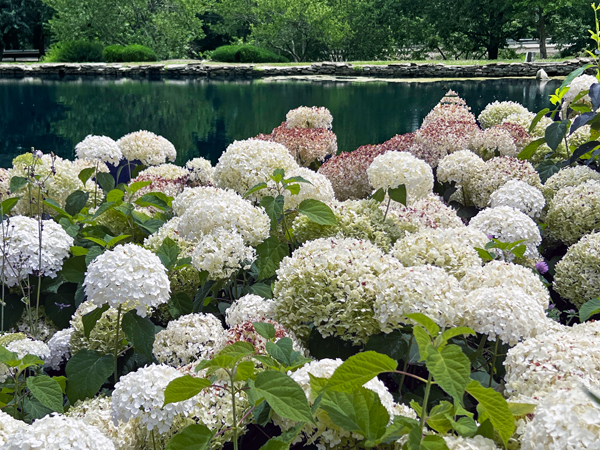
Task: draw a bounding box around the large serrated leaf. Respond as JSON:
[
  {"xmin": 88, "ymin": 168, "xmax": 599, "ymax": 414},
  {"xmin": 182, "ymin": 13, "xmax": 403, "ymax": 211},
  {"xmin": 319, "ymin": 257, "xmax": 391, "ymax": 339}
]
[
  {"xmin": 26, "ymin": 375, "xmax": 64, "ymax": 413},
  {"xmin": 580, "ymin": 298, "xmax": 600, "ymax": 322},
  {"xmin": 65, "ymin": 190, "xmax": 90, "ymax": 216},
  {"xmin": 157, "ymin": 237, "xmax": 180, "ymax": 270},
  {"xmin": 165, "ymin": 424, "xmax": 213, "ymax": 450},
  {"xmin": 163, "ymin": 375, "xmax": 211, "ymax": 406},
  {"xmin": 260, "ymin": 195, "xmax": 284, "ymax": 230},
  {"xmin": 406, "ymin": 313, "xmax": 440, "ymax": 336},
  {"xmin": 254, "ymin": 236, "xmax": 289, "ymax": 280},
  {"xmin": 529, "ymin": 108, "xmax": 550, "ymax": 133},
  {"xmin": 545, "ymin": 120, "xmax": 570, "ymax": 152},
  {"xmin": 425, "ymin": 344, "xmax": 471, "ymax": 405},
  {"xmin": 297, "ymin": 199, "xmax": 337, "ymax": 226},
  {"xmin": 324, "ymin": 351, "xmax": 397, "ymax": 393},
  {"xmin": 517, "ymin": 137, "xmax": 545, "ymax": 160},
  {"xmin": 9, "ymin": 176, "xmax": 28, "ymax": 193},
  {"xmin": 254, "ymin": 371, "xmax": 314, "ymax": 423},
  {"xmin": 82, "ymin": 304, "xmax": 109, "ymax": 338},
  {"xmin": 65, "ymin": 349, "xmax": 113, "ymax": 403},
  {"xmin": 121, "ymin": 310, "xmax": 156, "ymax": 361}
]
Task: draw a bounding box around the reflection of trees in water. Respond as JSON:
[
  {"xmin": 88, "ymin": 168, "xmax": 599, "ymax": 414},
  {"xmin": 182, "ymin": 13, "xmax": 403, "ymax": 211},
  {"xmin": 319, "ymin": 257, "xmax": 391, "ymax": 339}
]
[{"xmin": 1, "ymin": 77, "xmax": 560, "ymax": 168}]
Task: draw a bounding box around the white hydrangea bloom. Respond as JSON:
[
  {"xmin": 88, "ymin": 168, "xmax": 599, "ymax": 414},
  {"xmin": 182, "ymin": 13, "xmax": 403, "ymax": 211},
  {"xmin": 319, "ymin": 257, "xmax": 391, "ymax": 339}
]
[
  {"xmin": 144, "ymin": 217, "xmax": 194, "ymax": 255},
  {"xmin": 505, "ymin": 321, "xmax": 600, "ymax": 401},
  {"xmin": 436, "ymin": 150, "xmax": 485, "ymax": 185},
  {"xmin": 185, "ymin": 157, "xmax": 215, "ymax": 186},
  {"xmin": 468, "ymin": 206, "xmax": 542, "ymax": 260},
  {"xmin": 137, "ymin": 163, "xmax": 189, "ymax": 180},
  {"xmin": 176, "ymin": 187, "xmax": 270, "ymax": 246},
  {"xmin": 374, "ymin": 265, "xmax": 466, "ymax": 332},
  {"xmin": 279, "ymin": 167, "xmax": 335, "ymax": 210},
  {"xmin": 502, "ymin": 112, "xmax": 553, "ymax": 138},
  {"xmin": 543, "ymin": 165, "xmax": 600, "ymax": 202},
  {"xmin": 153, "ymin": 313, "xmax": 226, "ymax": 367},
  {"xmin": 117, "ymin": 130, "xmax": 176, "ymax": 166},
  {"xmin": 46, "ymin": 328, "xmax": 73, "ymax": 370},
  {"xmin": 546, "ymin": 180, "xmax": 600, "ymax": 245},
  {"xmin": 478, "ymin": 101, "xmax": 530, "ymax": 129},
  {"xmin": 367, "ymin": 152, "xmax": 433, "ymax": 203},
  {"xmin": 563, "ymin": 74, "xmax": 598, "ymax": 106},
  {"xmin": 111, "ymin": 364, "xmax": 196, "ymax": 434},
  {"xmin": 458, "ymin": 287, "xmax": 549, "ymax": 345},
  {"xmin": 444, "ymin": 435, "xmax": 500, "ymax": 450},
  {"xmin": 66, "ymin": 396, "xmax": 143, "ymax": 450},
  {"xmin": 213, "ymin": 139, "xmax": 299, "ymax": 199},
  {"xmin": 285, "ymin": 106, "xmax": 333, "ymax": 129},
  {"xmin": 191, "ymin": 229, "xmax": 256, "ymax": 280},
  {"xmin": 489, "ymin": 180, "xmax": 545, "ymax": 218},
  {"xmin": 276, "ymin": 358, "xmax": 415, "ymax": 450},
  {"xmin": 444, "ymin": 227, "xmax": 489, "ymax": 250},
  {"xmin": 469, "ymin": 128, "xmax": 518, "ymax": 160},
  {"xmin": 460, "ymin": 261, "xmax": 550, "ymax": 309},
  {"xmin": 0, "ymin": 410, "xmax": 27, "ymax": 446},
  {"xmin": 0, "ymin": 216, "xmax": 74, "ymax": 287},
  {"xmin": 1, "ymin": 414, "xmax": 116, "ymax": 449},
  {"xmin": 273, "ymin": 237, "xmax": 402, "ymax": 344},
  {"xmin": 386, "ymin": 194, "xmax": 464, "ymax": 231},
  {"xmin": 225, "ymin": 294, "xmax": 277, "ymax": 327},
  {"xmin": 520, "ymin": 383, "xmax": 600, "ymax": 450},
  {"xmin": 6, "ymin": 337, "xmax": 50, "ymax": 361},
  {"xmin": 84, "ymin": 244, "xmax": 170, "ymax": 317},
  {"xmin": 75, "ymin": 135, "xmax": 122, "ymax": 165}
]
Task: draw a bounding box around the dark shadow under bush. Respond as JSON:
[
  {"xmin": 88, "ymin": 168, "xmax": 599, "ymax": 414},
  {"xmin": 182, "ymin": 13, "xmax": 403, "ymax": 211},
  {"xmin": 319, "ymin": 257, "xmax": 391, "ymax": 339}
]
[{"xmin": 211, "ymin": 45, "xmax": 289, "ymax": 63}]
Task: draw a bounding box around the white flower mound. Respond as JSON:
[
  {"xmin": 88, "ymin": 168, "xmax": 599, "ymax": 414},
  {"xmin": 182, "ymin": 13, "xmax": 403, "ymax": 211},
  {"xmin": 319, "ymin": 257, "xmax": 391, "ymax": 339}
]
[
  {"xmin": 185, "ymin": 157, "xmax": 215, "ymax": 186},
  {"xmin": 191, "ymin": 229, "xmax": 256, "ymax": 280},
  {"xmin": 367, "ymin": 152, "xmax": 433, "ymax": 203},
  {"xmin": 175, "ymin": 187, "xmax": 270, "ymax": 246},
  {"xmin": 0, "ymin": 410, "xmax": 27, "ymax": 446},
  {"xmin": 460, "ymin": 261, "xmax": 550, "ymax": 309},
  {"xmin": 285, "ymin": 106, "xmax": 333, "ymax": 129},
  {"xmin": 563, "ymin": 74, "xmax": 598, "ymax": 106},
  {"xmin": 214, "ymin": 139, "xmax": 299, "ymax": 199},
  {"xmin": 520, "ymin": 384, "xmax": 600, "ymax": 450},
  {"xmin": 469, "ymin": 128, "xmax": 518, "ymax": 160},
  {"xmin": 459, "ymin": 287, "xmax": 549, "ymax": 345},
  {"xmin": 83, "ymin": 244, "xmax": 170, "ymax": 317},
  {"xmin": 137, "ymin": 163, "xmax": 189, "ymax": 180},
  {"xmin": 111, "ymin": 364, "xmax": 195, "ymax": 434},
  {"xmin": 46, "ymin": 328, "xmax": 73, "ymax": 370},
  {"xmin": 1, "ymin": 414, "xmax": 116, "ymax": 449},
  {"xmin": 489, "ymin": 180, "xmax": 545, "ymax": 218},
  {"xmin": 504, "ymin": 321, "xmax": 600, "ymax": 402},
  {"xmin": 0, "ymin": 216, "xmax": 74, "ymax": 287},
  {"xmin": 6, "ymin": 337, "xmax": 50, "ymax": 361},
  {"xmin": 117, "ymin": 130, "xmax": 176, "ymax": 166},
  {"xmin": 75, "ymin": 135, "xmax": 122, "ymax": 165},
  {"xmin": 468, "ymin": 206, "xmax": 542, "ymax": 260},
  {"xmin": 225, "ymin": 294, "xmax": 277, "ymax": 327},
  {"xmin": 478, "ymin": 101, "xmax": 530, "ymax": 129},
  {"xmin": 436, "ymin": 150, "xmax": 485, "ymax": 185},
  {"xmin": 445, "ymin": 435, "xmax": 500, "ymax": 450},
  {"xmin": 153, "ymin": 313, "xmax": 226, "ymax": 367},
  {"xmin": 374, "ymin": 265, "xmax": 465, "ymax": 332}
]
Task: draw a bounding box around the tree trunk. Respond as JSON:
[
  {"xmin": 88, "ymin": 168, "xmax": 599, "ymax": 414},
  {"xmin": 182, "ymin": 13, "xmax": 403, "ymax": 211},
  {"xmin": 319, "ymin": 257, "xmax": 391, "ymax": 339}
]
[
  {"xmin": 33, "ymin": 23, "xmax": 45, "ymax": 56},
  {"xmin": 0, "ymin": 38, "xmax": 4, "ymax": 62},
  {"xmin": 537, "ymin": 7, "xmax": 547, "ymax": 59},
  {"xmin": 488, "ymin": 45, "xmax": 499, "ymax": 60}
]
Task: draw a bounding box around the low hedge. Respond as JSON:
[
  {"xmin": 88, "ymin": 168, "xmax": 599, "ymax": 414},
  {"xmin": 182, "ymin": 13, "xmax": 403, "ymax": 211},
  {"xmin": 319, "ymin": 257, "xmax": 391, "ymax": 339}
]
[
  {"xmin": 211, "ymin": 45, "xmax": 289, "ymax": 63},
  {"xmin": 120, "ymin": 44, "xmax": 157, "ymax": 62},
  {"xmin": 44, "ymin": 40, "xmax": 104, "ymax": 63},
  {"xmin": 103, "ymin": 45, "xmax": 125, "ymax": 63}
]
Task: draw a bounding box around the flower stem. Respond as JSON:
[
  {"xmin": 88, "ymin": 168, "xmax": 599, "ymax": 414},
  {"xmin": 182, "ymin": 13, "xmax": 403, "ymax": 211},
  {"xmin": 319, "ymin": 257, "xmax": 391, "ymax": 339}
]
[
  {"xmin": 489, "ymin": 338, "xmax": 500, "ymax": 388},
  {"xmin": 398, "ymin": 333, "xmax": 414, "ymax": 393},
  {"xmin": 383, "ymin": 195, "xmax": 391, "ymax": 222},
  {"xmin": 419, "ymin": 371, "xmax": 434, "ymax": 436},
  {"xmin": 114, "ymin": 304, "xmax": 122, "ymax": 385}
]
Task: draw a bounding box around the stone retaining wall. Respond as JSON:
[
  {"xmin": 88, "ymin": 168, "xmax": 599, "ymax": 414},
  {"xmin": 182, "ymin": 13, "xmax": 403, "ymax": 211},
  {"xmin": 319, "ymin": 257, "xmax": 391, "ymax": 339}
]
[{"xmin": 0, "ymin": 59, "xmax": 594, "ymax": 79}]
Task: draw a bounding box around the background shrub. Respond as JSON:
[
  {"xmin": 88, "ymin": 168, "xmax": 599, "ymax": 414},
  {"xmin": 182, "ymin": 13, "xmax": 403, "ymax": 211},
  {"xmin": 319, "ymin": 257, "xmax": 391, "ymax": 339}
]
[
  {"xmin": 120, "ymin": 44, "xmax": 158, "ymax": 62},
  {"xmin": 103, "ymin": 45, "xmax": 125, "ymax": 62},
  {"xmin": 211, "ymin": 45, "xmax": 289, "ymax": 63},
  {"xmin": 43, "ymin": 40, "xmax": 104, "ymax": 62}
]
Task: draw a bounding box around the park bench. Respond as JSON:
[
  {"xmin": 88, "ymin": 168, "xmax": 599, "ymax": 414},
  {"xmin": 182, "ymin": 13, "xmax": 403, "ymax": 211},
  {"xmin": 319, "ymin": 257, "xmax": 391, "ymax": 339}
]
[{"xmin": 3, "ymin": 49, "xmax": 41, "ymax": 62}]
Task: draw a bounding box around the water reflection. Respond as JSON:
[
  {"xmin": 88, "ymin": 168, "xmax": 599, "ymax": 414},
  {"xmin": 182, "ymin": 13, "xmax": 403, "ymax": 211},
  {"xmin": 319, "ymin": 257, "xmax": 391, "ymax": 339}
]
[{"xmin": 0, "ymin": 77, "xmax": 561, "ymax": 168}]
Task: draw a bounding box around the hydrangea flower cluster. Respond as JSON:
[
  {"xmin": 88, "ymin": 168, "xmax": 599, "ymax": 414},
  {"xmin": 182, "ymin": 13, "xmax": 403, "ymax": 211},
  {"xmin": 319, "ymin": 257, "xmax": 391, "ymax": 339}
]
[
  {"xmin": 256, "ymin": 123, "xmax": 337, "ymax": 166},
  {"xmin": 75, "ymin": 135, "xmax": 122, "ymax": 165},
  {"xmin": 477, "ymin": 101, "xmax": 530, "ymax": 129},
  {"xmin": 385, "ymin": 194, "xmax": 464, "ymax": 232},
  {"xmin": 459, "ymin": 287, "xmax": 549, "ymax": 345},
  {"xmin": 504, "ymin": 321, "xmax": 600, "ymax": 401},
  {"xmin": 225, "ymin": 294, "xmax": 277, "ymax": 327},
  {"xmin": 137, "ymin": 163, "xmax": 189, "ymax": 180},
  {"xmin": 492, "ymin": 122, "xmax": 532, "ymax": 151},
  {"xmin": 468, "ymin": 206, "xmax": 542, "ymax": 261},
  {"xmin": 278, "ymin": 167, "xmax": 335, "ymax": 210},
  {"xmin": 391, "ymin": 229, "xmax": 482, "ymax": 279},
  {"xmin": 273, "ymin": 237, "xmax": 402, "ymax": 344},
  {"xmin": 0, "ymin": 215, "xmax": 73, "ymax": 287},
  {"xmin": 2, "ymin": 414, "xmax": 117, "ymax": 450},
  {"xmin": 191, "ymin": 229, "xmax": 256, "ymax": 279},
  {"xmin": 219, "ymin": 319, "xmax": 306, "ymax": 356},
  {"xmin": 444, "ymin": 435, "xmax": 500, "ymax": 450},
  {"xmin": 562, "ymin": 74, "xmax": 598, "ymax": 107},
  {"xmin": 5, "ymin": 337, "xmax": 50, "ymax": 361},
  {"xmin": 111, "ymin": 364, "xmax": 196, "ymax": 433},
  {"xmin": 421, "ymin": 91, "xmax": 476, "ymax": 126},
  {"xmin": 374, "ymin": 265, "xmax": 465, "ymax": 332},
  {"xmin": 116, "ymin": 130, "xmax": 177, "ymax": 166},
  {"xmin": 0, "ymin": 410, "xmax": 27, "ymax": 446},
  {"xmin": 468, "ymin": 127, "xmax": 518, "ymax": 159},
  {"xmin": 436, "ymin": 150, "xmax": 485, "ymax": 185},
  {"xmin": 285, "ymin": 106, "xmax": 333, "ymax": 129},
  {"xmin": 489, "ymin": 180, "xmax": 545, "ymax": 218},
  {"xmin": 153, "ymin": 313, "xmax": 226, "ymax": 366},
  {"xmin": 367, "ymin": 151, "xmax": 433, "ymax": 203},
  {"xmin": 83, "ymin": 244, "xmax": 170, "ymax": 317},
  {"xmin": 519, "ymin": 383, "xmax": 600, "ymax": 450},
  {"xmin": 502, "ymin": 111, "xmax": 553, "ymax": 138},
  {"xmin": 214, "ymin": 139, "xmax": 298, "ymax": 199},
  {"xmin": 553, "ymin": 232, "xmax": 600, "ymax": 308},
  {"xmin": 185, "ymin": 157, "xmax": 215, "ymax": 186},
  {"xmin": 546, "ymin": 180, "xmax": 600, "ymax": 245},
  {"xmin": 46, "ymin": 328, "xmax": 73, "ymax": 370}
]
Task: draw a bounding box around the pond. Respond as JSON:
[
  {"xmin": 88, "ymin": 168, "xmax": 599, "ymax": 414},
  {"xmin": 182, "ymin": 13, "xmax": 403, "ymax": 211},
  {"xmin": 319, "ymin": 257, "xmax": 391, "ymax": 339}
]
[{"xmin": 0, "ymin": 77, "xmax": 561, "ymax": 168}]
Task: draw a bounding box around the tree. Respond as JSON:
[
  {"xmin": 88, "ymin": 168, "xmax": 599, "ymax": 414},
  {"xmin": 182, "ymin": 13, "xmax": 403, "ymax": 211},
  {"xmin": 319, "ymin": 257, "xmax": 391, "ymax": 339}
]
[
  {"xmin": 0, "ymin": 0, "xmax": 51, "ymax": 57},
  {"xmin": 41, "ymin": 0, "xmax": 206, "ymax": 58}
]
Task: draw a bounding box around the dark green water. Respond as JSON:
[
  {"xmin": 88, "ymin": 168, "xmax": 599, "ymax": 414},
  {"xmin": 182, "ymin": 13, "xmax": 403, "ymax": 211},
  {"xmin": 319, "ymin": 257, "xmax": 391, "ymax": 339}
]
[{"xmin": 0, "ymin": 77, "xmax": 560, "ymax": 168}]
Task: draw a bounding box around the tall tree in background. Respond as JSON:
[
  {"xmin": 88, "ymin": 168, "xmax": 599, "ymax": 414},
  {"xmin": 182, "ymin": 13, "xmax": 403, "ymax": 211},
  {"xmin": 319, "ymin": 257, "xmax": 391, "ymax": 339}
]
[
  {"xmin": 0, "ymin": 0, "xmax": 51, "ymax": 57},
  {"xmin": 41, "ymin": 0, "xmax": 206, "ymax": 58}
]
